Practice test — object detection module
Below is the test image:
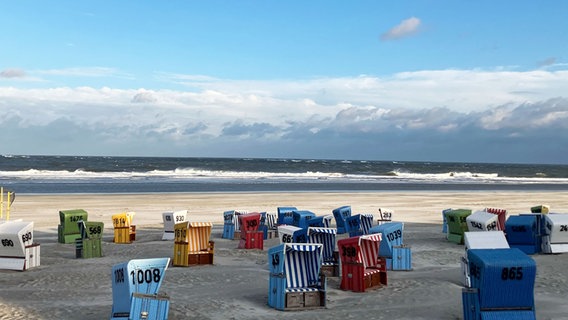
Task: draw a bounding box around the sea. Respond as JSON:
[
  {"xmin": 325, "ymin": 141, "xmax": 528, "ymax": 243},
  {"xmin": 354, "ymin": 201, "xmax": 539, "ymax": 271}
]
[{"xmin": 1, "ymin": 155, "xmax": 568, "ymax": 194}]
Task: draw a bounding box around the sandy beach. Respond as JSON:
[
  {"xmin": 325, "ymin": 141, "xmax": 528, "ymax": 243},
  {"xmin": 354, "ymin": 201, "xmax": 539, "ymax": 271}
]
[{"xmin": 2, "ymin": 191, "xmax": 568, "ymax": 319}]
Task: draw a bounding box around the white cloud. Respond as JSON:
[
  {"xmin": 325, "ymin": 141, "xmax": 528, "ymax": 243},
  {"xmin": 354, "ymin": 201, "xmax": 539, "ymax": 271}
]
[
  {"xmin": 381, "ymin": 17, "xmax": 421, "ymax": 41},
  {"xmin": 0, "ymin": 68, "xmax": 27, "ymax": 78},
  {"xmin": 1, "ymin": 68, "xmax": 568, "ymax": 162}
]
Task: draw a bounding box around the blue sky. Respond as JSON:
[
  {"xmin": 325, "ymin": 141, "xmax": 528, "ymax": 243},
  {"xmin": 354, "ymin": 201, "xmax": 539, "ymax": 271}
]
[{"xmin": 1, "ymin": 1, "xmax": 567, "ymax": 164}]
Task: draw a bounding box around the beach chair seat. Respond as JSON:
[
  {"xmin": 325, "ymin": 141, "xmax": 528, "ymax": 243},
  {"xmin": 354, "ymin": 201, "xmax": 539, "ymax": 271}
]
[
  {"xmin": 345, "ymin": 214, "xmax": 374, "ymax": 237},
  {"xmin": 377, "ymin": 208, "xmax": 393, "ymax": 225},
  {"xmin": 113, "ymin": 212, "xmax": 136, "ymax": 244},
  {"xmin": 369, "ymin": 222, "xmax": 412, "ymax": 270},
  {"xmin": 505, "ymin": 215, "xmax": 541, "ymax": 255},
  {"xmin": 338, "ymin": 234, "xmax": 388, "ymax": 292},
  {"xmin": 542, "ymin": 213, "xmax": 568, "ymax": 253},
  {"xmin": 444, "ymin": 209, "xmax": 472, "ymax": 244},
  {"xmin": 332, "ymin": 205, "xmax": 352, "ymax": 234},
  {"xmin": 173, "ymin": 222, "xmax": 214, "ymax": 266},
  {"xmin": 462, "ymin": 248, "xmax": 536, "ymax": 320},
  {"xmin": 292, "ymin": 210, "xmax": 316, "ymax": 229},
  {"xmin": 268, "ymin": 243, "xmax": 326, "ymax": 310},
  {"xmin": 484, "ymin": 207, "xmax": 508, "ymax": 231},
  {"xmin": 0, "ymin": 220, "xmax": 40, "ymax": 271},
  {"xmin": 111, "ymin": 258, "xmax": 171, "ymax": 320},
  {"xmin": 222, "ymin": 210, "xmax": 247, "ymax": 240},
  {"xmin": 259, "ymin": 212, "xmax": 277, "ymax": 239},
  {"xmin": 466, "ymin": 211, "xmax": 499, "ymax": 232},
  {"xmin": 162, "ymin": 210, "xmax": 188, "ymax": 240},
  {"xmin": 277, "ymin": 206, "xmax": 297, "ymax": 226},
  {"xmin": 237, "ymin": 213, "xmax": 264, "ymax": 250},
  {"xmin": 75, "ymin": 220, "xmax": 104, "ymax": 259},
  {"xmin": 58, "ymin": 209, "xmax": 88, "ymax": 244},
  {"xmin": 461, "ymin": 231, "xmax": 509, "ymax": 287},
  {"xmin": 308, "ymin": 227, "xmax": 338, "ymax": 277},
  {"xmin": 278, "ymin": 225, "xmax": 308, "ymax": 244}
]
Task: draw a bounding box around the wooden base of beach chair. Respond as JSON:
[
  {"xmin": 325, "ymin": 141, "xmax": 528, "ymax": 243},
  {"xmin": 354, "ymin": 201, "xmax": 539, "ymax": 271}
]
[
  {"xmin": 320, "ymin": 264, "xmax": 339, "ymax": 277},
  {"xmin": 173, "ymin": 241, "xmax": 214, "ymax": 266},
  {"xmin": 114, "ymin": 226, "xmax": 136, "ymax": 244},
  {"xmin": 285, "ymin": 290, "xmax": 325, "ymax": 310}
]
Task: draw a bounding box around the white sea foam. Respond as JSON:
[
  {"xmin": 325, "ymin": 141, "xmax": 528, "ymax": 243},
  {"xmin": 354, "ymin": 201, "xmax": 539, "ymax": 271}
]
[{"xmin": 2, "ymin": 168, "xmax": 568, "ymax": 184}]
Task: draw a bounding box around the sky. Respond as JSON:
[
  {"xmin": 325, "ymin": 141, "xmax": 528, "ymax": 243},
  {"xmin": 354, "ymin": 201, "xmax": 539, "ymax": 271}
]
[{"xmin": 1, "ymin": 1, "xmax": 568, "ymax": 164}]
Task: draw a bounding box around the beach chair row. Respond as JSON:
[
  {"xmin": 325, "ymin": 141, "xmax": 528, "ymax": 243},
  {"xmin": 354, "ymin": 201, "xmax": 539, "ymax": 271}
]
[{"xmin": 442, "ymin": 205, "xmax": 568, "ymax": 254}]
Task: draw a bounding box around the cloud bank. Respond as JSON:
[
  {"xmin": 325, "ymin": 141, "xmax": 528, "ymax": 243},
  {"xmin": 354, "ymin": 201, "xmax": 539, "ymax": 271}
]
[{"xmin": 1, "ymin": 68, "xmax": 567, "ymax": 163}]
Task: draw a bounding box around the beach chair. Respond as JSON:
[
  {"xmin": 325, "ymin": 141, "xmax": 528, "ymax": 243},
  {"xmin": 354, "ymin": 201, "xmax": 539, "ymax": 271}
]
[
  {"xmin": 332, "ymin": 205, "xmax": 352, "ymax": 234},
  {"xmin": 462, "ymin": 248, "xmax": 536, "ymax": 320},
  {"xmin": 307, "ymin": 227, "xmax": 339, "ymax": 277},
  {"xmin": 75, "ymin": 220, "xmax": 104, "ymax": 259},
  {"xmin": 0, "ymin": 220, "xmax": 40, "ymax": 271},
  {"xmin": 444, "ymin": 209, "xmax": 472, "ymax": 244},
  {"xmin": 292, "ymin": 210, "xmax": 316, "ymax": 229},
  {"xmin": 505, "ymin": 215, "xmax": 542, "ymax": 255},
  {"xmin": 530, "ymin": 204, "xmax": 549, "ymax": 214},
  {"xmin": 237, "ymin": 213, "xmax": 264, "ymax": 250},
  {"xmin": 268, "ymin": 243, "xmax": 327, "ymax": 310},
  {"xmin": 58, "ymin": 209, "xmax": 88, "ymax": 244},
  {"xmin": 441, "ymin": 208, "xmax": 452, "ymax": 233},
  {"xmin": 344, "ymin": 214, "xmax": 374, "ymax": 237},
  {"xmin": 278, "ymin": 225, "xmax": 308, "ymax": 244},
  {"xmin": 222, "ymin": 210, "xmax": 247, "ymax": 240},
  {"xmin": 113, "ymin": 212, "xmax": 136, "ymax": 244},
  {"xmin": 162, "ymin": 210, "xmax": 188, "ymax": 240},
  {"xmin": 111, "ymin": 257, "xmax": 171, "ymax": 320},
  {"xmin": 369, "ymin": 222, "xmax": 412, "ymax": 271},
  {"xmin": 461, "ymin": 231, "xmax": 509, "ymax": 287},
  {"xmin": 466, "ymin": 211, "xmax": 499, "ymax": 232},
  {"xmin": 173, "ymin": 221, "xmax": 214, "ymax": 266},
  {"xmin": 338, "ymin": 234, "xmax": 387, "ymax": 292},
  {"xmin": 277, "ymin": 206, "xmax": 297, "ymax": 226},
  {"xmin": 258, "ymin": 211, "xmax": 278, "ymax": 239},
  {"xmin": 305, "ymin": 215, "xmax": 332, "ymax": 229},
  {"xmin": 484, "ymin": 207, "xmax": 508, "ymax": 231},
  {"xmin": 377, "ymin": 208, "xmax": 393, "ymax": 225},
  {"xmin": 541, "ymin": 213, "xmax": 568, "ymax": 253}
]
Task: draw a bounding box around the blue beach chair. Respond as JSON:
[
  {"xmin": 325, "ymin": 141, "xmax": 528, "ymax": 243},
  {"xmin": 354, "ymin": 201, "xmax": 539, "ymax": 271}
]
[
  {"xmin": 111, "ymin": 257, "xmax": 171, "ymax": 320},
  {"xmin": 268, "ymin": 243, "xmax": 326, "ymax": 310}
]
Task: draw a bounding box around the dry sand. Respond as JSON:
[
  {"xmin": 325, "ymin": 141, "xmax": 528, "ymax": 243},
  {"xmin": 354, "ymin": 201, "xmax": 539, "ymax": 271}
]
[{"xmin": 1, "ymin": 191, "xmax": 568, "ymax": 319}]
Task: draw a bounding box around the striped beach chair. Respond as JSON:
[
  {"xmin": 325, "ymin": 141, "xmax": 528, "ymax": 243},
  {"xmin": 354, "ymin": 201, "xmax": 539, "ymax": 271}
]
[
  {"xmin": 345, "ymin": 214, "xmax": 375, "ymax": 237},
  {"xmin": 338, "ymin": 234, "xmax": 387, "ymax": 292},
  {"xmin": 484, "ymin": 207, "xmax": 508, "ymax": 231},
  {"xmin": 173, "ymin": 221, "xmax": 214, "ymax": 266},
  {"xmin": 111, "ymin": 257, "xmax": 171, "ymax": 320},
  {"xmin": 268, "ymin": 243, "xmax": 326, "ymax": 310},
  {"xmin": 222, "ymin": 210, "xmax": 247, "ymax": 240},
  {"xmin": 307, "ymin": 227, "xmax": 339, "ymax": 276}
]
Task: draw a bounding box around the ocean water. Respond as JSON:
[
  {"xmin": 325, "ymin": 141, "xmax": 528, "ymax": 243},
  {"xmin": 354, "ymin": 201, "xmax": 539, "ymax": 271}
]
[{"xmin": 1, "ymin": 155, "xmax": 568, "ymax": 194}]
